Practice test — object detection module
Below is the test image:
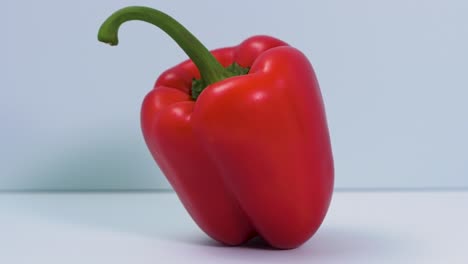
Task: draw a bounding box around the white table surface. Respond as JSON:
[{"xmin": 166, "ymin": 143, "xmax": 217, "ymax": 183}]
[{"xmin": 0, "ymin": 191, "xmax": 467, "ymax": 263}]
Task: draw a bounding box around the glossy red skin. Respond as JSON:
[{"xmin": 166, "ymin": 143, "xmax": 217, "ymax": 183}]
[{"xmin": 141, "ymin": 36, "xmax": 334, "ymax": 249}]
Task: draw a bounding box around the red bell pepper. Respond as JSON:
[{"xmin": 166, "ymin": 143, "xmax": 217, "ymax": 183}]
[{"xmin": 98, "ymin": 6, "xmax": 334, "ymax": 249}]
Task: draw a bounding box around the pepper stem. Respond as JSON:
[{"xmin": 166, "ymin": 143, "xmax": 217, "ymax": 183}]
[{"xmin": 98, "ymin": 6, "xmax": 229, "ymax": 86}]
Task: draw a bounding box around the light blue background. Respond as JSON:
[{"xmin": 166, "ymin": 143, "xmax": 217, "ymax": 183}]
[{"xmin": 1, "ymin": 0, "xmax": 467, "ymax": 190}]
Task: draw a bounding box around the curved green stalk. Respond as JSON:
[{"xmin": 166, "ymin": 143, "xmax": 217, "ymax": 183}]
[{"xmin": 98, "ymin": 6, "xmax": 229, "ymax": 86}]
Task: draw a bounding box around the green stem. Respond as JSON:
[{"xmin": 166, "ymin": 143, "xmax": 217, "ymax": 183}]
[{"xmin": 98, "ymin": 6, "xmax": 229, "ymax": 86}]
